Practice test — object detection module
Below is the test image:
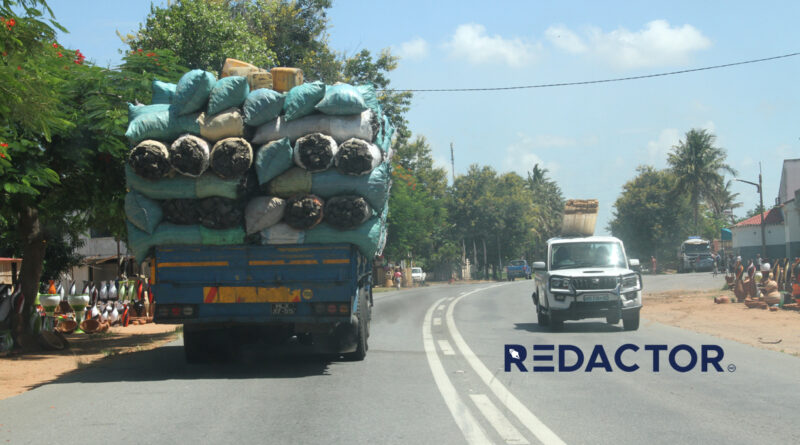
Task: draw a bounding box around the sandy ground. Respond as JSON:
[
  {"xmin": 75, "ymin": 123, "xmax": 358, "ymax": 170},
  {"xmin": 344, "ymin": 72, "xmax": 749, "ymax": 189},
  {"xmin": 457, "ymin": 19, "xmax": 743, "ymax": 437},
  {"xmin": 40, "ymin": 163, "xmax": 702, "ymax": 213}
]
[
  {"xmin": 643, "ymin": 289, "xmax": 800, "ymax": 357},
  {"xmin": 0, "ymin": 323, "xmax": 180, "ymax": 400}
]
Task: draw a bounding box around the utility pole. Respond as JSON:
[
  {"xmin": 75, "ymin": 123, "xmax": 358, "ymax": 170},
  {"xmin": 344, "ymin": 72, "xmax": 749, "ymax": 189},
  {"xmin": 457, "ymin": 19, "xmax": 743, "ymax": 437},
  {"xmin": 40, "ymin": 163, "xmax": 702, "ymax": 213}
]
[
  {"xmin": 450, "ymin": 142, "xmax": 455, "ymax": 184},
  {"xmin": 735, "ymin": 161, "xmax": 766, "ymax": 258}
]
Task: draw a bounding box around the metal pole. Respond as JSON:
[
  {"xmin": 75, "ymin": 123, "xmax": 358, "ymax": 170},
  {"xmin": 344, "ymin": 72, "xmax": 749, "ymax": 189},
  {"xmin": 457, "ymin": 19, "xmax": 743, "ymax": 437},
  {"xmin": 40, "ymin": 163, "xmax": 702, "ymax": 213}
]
[
  {"xmin": 450, "ymin": 142, "xmax": 455, "ymax": 184},
  {"xmin": 759, "ymin": 163, "xmax": 766, "ymax": 258}
]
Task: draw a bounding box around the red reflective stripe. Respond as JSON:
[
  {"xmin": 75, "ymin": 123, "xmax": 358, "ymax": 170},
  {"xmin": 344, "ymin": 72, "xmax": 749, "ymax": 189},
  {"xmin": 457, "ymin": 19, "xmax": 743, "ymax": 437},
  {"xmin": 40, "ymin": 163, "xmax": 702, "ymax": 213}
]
[{"xmin": 204, "ymin": 287, "xmax": 218, "ymax": 303}]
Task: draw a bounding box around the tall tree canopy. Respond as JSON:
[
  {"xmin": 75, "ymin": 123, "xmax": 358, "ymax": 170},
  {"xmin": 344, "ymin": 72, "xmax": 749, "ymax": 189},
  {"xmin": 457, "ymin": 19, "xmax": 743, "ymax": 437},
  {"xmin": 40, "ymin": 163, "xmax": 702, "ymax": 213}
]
[{"xmin": 667, "ymin": 129, "xmax": 736, "ymax": 232}]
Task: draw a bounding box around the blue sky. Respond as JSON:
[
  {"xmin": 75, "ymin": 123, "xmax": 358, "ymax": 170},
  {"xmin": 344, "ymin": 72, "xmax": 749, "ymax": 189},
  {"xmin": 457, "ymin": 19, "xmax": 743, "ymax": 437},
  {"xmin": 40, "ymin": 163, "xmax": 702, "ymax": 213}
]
[{"xmin": 47, "ymin": 0, "xmax": 800, "ymax": 235}]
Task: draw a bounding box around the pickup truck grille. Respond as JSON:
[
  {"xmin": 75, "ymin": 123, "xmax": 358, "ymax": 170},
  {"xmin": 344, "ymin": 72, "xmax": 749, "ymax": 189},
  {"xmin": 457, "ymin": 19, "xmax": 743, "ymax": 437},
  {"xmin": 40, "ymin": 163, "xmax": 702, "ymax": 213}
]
[{"xmin": 572, "ymin": 276, "xmax": 616, "ymax": 290}]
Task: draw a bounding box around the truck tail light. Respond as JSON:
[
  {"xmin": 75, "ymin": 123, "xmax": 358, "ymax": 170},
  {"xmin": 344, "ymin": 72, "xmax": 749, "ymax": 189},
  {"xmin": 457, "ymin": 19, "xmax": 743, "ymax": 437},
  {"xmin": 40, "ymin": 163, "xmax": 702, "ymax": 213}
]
[{"xmin": 155, "ymin": 304, "xmax": 198, "ymax": 321}]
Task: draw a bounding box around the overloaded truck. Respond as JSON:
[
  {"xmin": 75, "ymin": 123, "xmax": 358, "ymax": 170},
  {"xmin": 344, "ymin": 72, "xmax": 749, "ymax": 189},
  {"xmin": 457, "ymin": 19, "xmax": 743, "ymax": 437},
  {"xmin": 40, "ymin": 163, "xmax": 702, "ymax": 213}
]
[
  {"xmin": 677, "ymin": 237, "xmax": 713, "ymax": 273},
  {"xmin": 531, "ymin": 200, "xmax": 643, "ymax": 330},
  {"xmin": 124, "ymin": 61, "xmax": 393, "ymax": 362}
]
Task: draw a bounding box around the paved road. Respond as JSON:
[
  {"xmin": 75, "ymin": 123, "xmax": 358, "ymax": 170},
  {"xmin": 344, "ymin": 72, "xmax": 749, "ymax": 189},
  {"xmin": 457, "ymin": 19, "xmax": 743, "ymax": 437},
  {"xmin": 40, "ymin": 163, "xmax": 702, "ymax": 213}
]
[
  {"xmin": 1, "ymin": 278, "xmax": 798, "ymax": 445},
  {"xmin": 642, "ymin": 271, "xmax": 725, "ymax": 293}
]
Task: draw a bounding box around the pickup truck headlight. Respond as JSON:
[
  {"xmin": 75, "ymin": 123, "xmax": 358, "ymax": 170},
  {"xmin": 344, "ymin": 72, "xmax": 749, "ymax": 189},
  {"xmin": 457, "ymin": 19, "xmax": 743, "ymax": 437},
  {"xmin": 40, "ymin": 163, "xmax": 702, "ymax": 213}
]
[
  {"xmin": 621, "ymin": 274, "xmax": 641, "ymax": 292},
  {"xmin": 549, "ymin": 276, "xmax": 572, "ymax": 293}
]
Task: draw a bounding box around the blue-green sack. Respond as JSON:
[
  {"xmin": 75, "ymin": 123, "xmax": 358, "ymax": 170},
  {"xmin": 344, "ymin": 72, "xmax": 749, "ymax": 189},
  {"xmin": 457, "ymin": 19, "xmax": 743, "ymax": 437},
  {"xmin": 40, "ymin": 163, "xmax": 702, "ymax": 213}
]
[
  {"xmin": 124, "ymin": 191, "xmax": 163, "ymax": 234},
  {"xmin": 125, "ymin": 164, "xmax": 241, "ymax": 200},
  {"xmin": 311, "ymin": 162, "xmax": 391, "ymax": 212},
  {"xmin": 172, "ymin": 70, "xmax": 216, "ymax": 115},
  {"xmin": 283, "ymin": 81, "xmax": 325, "ymax": 121},
  {"xmin": 128, "ymin": 103, "xmax": 171, "ymax": 122},
  {"xmin": 243, "ymin": 89, "xmax": 285, "ymax": 127},
  {"xmin": 207, "ymin": 76, "xmax": 249, "ymax": 116},
  {"xmin": 356, "ymin": 84, "xmax": 382, "ymax": 117},
  {"xmin": 315, "ymin": 83, "xmax": 367, "ymax": 115},
  {"xmin": 152, "ymin": 80, "xmax": 177, "ymax": 104},
  {"xmin": 125, "ymin": 109, "xmax": 201, "ymax": 144},
  {"xmin": 305, "ymin": 216, "xmax": 385, "ymax": 257},
  {"xmin": 254, "ymin": 138, "xmax": 293, "ymax": 186},
  {"xmin": 126, "ymin": 222, "xmax": 245, "ymax": 263}
]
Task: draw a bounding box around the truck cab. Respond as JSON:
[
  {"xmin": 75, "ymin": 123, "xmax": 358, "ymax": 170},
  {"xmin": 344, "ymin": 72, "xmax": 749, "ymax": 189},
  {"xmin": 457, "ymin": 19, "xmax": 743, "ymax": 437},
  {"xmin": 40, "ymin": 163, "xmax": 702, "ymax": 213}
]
[
  {"xmin": 506, "ymin": 259, "xmax": 532, "ymax": 281},
  {"xmin": 531, "ymin": 236, "xmax": 642, "ymax": 331}
]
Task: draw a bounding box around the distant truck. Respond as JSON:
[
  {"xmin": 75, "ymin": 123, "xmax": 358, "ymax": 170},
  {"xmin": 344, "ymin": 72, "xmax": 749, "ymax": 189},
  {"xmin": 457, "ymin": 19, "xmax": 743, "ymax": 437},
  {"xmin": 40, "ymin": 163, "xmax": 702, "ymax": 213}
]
[
  {"xmin": 677, "ymin": 237, "xmax": 713, "ymax": 273},
  {"xmin": 152, "ymin": 243, "xmax": 372, "ymax": 362},
  {"xmin": 506, "ymin": 260, "xmax": 532, "ymax": 281},
  {"xmin": 411, "ymin": 267, "xmax": 426, "ymax": 285}
]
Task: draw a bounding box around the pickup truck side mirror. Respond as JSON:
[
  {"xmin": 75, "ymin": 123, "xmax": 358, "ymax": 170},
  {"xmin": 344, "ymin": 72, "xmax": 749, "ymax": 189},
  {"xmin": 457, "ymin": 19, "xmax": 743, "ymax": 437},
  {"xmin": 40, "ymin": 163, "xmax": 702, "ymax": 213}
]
[{"xmin": 532, "ymin": 261, "xmax": 546, "ymax": 271}]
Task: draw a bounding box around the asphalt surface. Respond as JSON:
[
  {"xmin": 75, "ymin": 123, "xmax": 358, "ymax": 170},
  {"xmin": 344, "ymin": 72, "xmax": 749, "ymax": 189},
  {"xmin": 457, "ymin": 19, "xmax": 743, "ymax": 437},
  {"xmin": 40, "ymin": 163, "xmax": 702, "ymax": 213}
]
[{"xmin": 1, "ymin": 276, "xmax": 798, "ymax": 445}]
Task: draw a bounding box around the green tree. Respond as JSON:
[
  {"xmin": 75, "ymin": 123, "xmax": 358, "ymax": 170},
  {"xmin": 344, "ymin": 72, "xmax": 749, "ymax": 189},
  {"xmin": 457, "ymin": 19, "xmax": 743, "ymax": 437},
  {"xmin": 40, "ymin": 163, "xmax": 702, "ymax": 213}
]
[
  {"xmin": 124, "ymin": 0, "xmax": 275, "ymax": 72},
  {"xmin": 525, "ymin": 164, "xmax": 564, "ymax": 260},
  {"xmin": 609, "ymin": 166, "xmax": 693, "ymax": 264},
  {"xmin": 667, "ymin": 129, "xmax": 736, "ymax": 232},
  {"xmin": 0, "ymin": 0, "xmax": 185, "ymax": 327}
]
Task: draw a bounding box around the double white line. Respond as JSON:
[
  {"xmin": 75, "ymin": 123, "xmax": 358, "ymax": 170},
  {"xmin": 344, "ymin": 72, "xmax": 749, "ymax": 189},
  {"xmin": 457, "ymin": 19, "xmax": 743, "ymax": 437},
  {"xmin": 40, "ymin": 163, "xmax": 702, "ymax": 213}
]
[{"xmin": 423, "ymin": 286, "xmax": 566, "ymax": 445}]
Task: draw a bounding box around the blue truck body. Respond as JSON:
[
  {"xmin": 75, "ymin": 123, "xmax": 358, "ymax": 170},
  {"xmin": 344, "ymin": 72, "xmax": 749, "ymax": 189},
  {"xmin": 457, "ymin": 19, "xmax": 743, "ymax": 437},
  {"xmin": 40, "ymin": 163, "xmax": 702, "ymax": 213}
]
[{"xmin": 152, "ymin": 243, "xmax": 372, "ymax": 361}]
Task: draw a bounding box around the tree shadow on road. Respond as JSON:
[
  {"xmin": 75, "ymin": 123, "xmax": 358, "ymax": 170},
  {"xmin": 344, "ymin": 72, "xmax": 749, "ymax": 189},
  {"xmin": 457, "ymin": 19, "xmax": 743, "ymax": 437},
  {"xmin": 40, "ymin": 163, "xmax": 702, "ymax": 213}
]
[{"xmin": 513, "ymin": 321, "xmax": 624, "ymax": 334}]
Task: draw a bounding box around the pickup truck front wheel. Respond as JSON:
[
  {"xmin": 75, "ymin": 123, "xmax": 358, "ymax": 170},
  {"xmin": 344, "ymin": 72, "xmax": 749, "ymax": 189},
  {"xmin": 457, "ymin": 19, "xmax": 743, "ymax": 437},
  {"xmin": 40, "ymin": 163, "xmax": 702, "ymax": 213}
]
[
  {"xmin": 623, "ymin": 312, "xmax": 640, "ymax": 331},
  {"xmin": 536, "ymin": 301, "xmax": 550, "ymax": 327}
]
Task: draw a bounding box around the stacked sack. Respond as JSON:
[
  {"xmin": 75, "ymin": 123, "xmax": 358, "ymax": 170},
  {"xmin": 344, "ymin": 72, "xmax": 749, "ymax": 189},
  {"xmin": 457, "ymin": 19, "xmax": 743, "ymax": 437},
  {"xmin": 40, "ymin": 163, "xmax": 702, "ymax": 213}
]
[{"xmin": 124, "ymin": 59, "xmax": 394, "ymax": 263}]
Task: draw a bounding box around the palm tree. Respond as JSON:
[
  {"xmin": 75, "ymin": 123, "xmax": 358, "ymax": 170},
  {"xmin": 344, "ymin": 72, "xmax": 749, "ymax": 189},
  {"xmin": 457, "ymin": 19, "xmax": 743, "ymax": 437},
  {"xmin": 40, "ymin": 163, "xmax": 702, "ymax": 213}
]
[{"xmin": 667, "ymin": 129, "xmax": 737, "ymax": 232}]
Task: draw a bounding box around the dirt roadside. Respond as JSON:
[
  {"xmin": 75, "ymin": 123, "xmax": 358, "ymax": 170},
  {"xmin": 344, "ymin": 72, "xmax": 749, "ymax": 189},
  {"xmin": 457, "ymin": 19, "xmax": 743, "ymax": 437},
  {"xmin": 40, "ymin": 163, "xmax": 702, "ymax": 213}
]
[
  {"xmin": 642, "ymin": 289, "xmax": 800, "ymax": 357},
  {"xmin": 0, "ymin": 323, "xmax": 180, "ymax": 400}
]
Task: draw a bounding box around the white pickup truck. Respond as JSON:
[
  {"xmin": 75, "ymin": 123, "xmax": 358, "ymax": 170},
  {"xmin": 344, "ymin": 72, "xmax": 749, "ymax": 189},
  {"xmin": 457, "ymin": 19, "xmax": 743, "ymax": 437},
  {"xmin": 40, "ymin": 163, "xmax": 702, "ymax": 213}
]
[
  {"xmin": 531, "ymin": 236, "xmax": 642, "ymax": 331},
  {"xmin": 411, "ymin": 267, "xmax": 426, "ymax": 285}
]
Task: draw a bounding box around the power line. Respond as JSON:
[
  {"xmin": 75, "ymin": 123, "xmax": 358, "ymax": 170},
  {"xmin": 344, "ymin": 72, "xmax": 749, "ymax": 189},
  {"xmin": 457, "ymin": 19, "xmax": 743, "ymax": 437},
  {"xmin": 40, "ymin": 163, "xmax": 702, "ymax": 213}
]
[{"xmin": 381, "ymin": 51, "xmax": 800, "ymax": 93}]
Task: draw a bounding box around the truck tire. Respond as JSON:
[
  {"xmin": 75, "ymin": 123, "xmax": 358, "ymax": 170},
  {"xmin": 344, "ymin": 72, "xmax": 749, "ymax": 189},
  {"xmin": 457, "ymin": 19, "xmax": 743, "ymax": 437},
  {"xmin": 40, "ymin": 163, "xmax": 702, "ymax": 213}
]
[
  {"xmin": 343, "ymin": 295, "xmax": 369, "ymax": 361},
  {"xmin": 183, "ymin": 325, "xmax": 209, "ymax": 364},
  {"xmin": 536, "ymin": 301, "xmax": 550, "ymax": 327},
  {"xmin": 606, "ymin": 315, "xmax": 620, "ymax": 325},
  {"xmin": 623, "ymin": 312, "xmax": 640, "ymax": 331}
]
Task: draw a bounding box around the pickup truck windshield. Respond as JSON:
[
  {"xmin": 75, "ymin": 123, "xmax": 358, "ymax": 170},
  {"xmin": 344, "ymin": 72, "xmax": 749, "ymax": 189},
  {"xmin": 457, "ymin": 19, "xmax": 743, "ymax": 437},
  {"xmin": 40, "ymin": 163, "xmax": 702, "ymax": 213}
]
[{"xmin": 550, "ymin": 242, "xmax": 626, "ymax": 270}]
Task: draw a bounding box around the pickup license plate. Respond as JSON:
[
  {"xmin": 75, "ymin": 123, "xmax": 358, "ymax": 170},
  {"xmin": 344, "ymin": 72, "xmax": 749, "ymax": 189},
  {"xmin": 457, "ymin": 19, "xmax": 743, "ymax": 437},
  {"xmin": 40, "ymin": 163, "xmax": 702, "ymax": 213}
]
[
  {"xmin": 271, "ymin": 303, "xmax": 297, "ymax": 315},
  {"xmin": 584, "ymin": 294, "xmax": 609, "ymax": 302}
]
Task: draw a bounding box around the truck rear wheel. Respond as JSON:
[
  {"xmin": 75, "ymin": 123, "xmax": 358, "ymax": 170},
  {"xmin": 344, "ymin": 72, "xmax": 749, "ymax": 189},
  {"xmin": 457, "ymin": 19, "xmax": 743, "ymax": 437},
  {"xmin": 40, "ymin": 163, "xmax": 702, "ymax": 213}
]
[
  {"xmin": 183, "ymin": 325, "xmax": 238, "ymax": 363},
  {"xmin": 183, "ymin": 325, "xmax": 209, "ymax": 363},
  {"xmin": 343, "ymin": 295, "xmax": 369, "ymax": 361}
]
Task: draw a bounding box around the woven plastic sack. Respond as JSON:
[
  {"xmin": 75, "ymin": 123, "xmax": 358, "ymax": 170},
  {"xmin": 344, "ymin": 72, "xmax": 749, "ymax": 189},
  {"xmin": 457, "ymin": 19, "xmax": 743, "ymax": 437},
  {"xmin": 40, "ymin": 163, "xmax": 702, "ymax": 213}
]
[
  {"xmin": 198, "ymin": 108, "xmax": 244, "ymax": 142},
  {"xmin": 125, "ymin": 109, "xmax": 201, "ymax": 144},
  {"xmin": 315, "ymin": 83, "xmax": 367, "ymax": 115},
  {"xmin": 324, "ymin": 195, "xmax": 373, "ymax": 230},
  {"xmin": 126, "ymin": 222, "xmax": 244, "ymax": 263},
  {"xmin": 128, "ymin": 103, "xmax": 170, "ymax": 122},
  {"xmin": 152, "ymin": 80, "xmax": 176, "ymax": 104},
  {"xmin": 251, "ymin": 109, "xmax": 374, "ymax": 146},
  {"xmin": 245, "ymin": 196, "xmax": 286, "ymax": 234},
  {"xmin": 375, "ymin": 114, "xmax": 395, "ymax": 153},
  {"xmin": 207, "ymin": 76, "xmax": 249, "ymax": 116},
  {"xmin": 243, "ymin": 88, "xmax": 285, "ymax": 127},
  {"xmin": 169, "ymin": 134, "xmax": 210, "ymax": 177},
  {"xmin": 125, "ymin": 191, "xmax": 163, "ymax": 234},
  {"xmin": 209, "ymin": 137, "xmax": 252, "ymax": 179},
  {"xmin": 257, "ymin": 223, "xmax": 305, "ymax": 245},
  {"xmin": 125, "ymin": 164, "xmax": 241, "ymax": 200},
  {"xmin": 293, "ymin": 133, "xmax": 338, "ymax": 172},
  {"xmin": 254, "ymin": 138, "xmax": 293, "ymax": 186},
  {"xmin": 283, "ymin": 195, "xmax": 325, "ymax": 230},
  {"xmin": 305, "ymin": 216, "xmax": 384, "ymax": 257},
  {"xmin": 172, "ymin": 70, "xmax": 216, "ymax": 116},
  {"xmin": 311, "ymin": 162, "xmax": 391, "ymax": 212},
  {"xmin": 356, "ymin": 84, "xmax": 382, "ymax": 117},
  {"xmin": 266, "ymin": 167, "xmax": 312, "ymax": 198},
  {"xmin": 282, "ymin": 81, "xmax": 325, "ymax": 121},
  {"xmin": 335, "ymin": 138, "xmax": 382, "ymax": 176},
  {"xmin": 128, "ymin": 140, "xmax": 171, "ymax": 180}
]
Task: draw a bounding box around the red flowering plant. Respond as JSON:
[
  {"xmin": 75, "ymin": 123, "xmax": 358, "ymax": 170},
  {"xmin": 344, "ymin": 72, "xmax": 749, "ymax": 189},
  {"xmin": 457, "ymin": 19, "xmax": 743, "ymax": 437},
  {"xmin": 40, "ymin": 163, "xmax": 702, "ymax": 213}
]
[{"xmin": 0, "ymin": 0, "xmax": 186, "ymax": 331}]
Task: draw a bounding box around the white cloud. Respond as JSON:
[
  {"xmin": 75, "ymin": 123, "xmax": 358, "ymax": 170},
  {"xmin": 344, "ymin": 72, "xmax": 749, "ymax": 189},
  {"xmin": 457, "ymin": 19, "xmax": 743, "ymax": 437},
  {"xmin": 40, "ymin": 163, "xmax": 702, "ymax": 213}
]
[
  {"xmin": 545, "ymin": 24, "xmax": 587, "ymax": 53},
  {"xmin": 547, "ymin": 20, "xmax": 711, "ymax": 69},
  {"xmin": 444, "ymin": 23, "xmax": 539, "ymax": 67},
  {"xmin": 396, "ymin": 37, "xmax": 429, "ymax": 60},
  {"xmin": 645, "ymin": 128, "xmax": 681, "ymax": 166},
  {"xmin": 502, "ymin": 133, "xmax": 572, "ymax": 177}
]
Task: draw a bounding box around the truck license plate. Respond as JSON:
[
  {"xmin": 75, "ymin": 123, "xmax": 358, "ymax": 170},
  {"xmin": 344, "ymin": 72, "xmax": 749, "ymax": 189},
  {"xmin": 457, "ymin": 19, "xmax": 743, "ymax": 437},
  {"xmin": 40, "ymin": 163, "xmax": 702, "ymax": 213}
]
[
  {"xmin": 584, "ymin": 294, "xmax": 609, "ymax": 302},
  {"xmin": 271, "ymin": 303, "xmax": 297, "ymax": 315}
]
